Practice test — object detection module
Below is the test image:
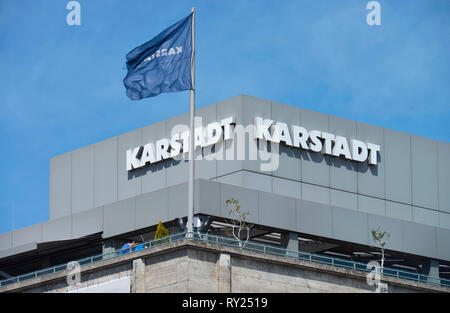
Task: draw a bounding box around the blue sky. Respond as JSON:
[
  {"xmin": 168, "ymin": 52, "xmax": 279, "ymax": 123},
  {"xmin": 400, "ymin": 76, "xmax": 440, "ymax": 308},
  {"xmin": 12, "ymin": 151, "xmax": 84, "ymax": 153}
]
[{"xmin": 0, "ymin": 0, "xmax": 449, "ymax": 234}]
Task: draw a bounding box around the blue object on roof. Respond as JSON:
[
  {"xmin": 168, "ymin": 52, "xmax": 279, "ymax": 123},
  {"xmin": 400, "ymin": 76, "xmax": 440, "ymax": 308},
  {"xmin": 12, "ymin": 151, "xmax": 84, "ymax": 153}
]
[{"xmin": 118, "ymin": 243, "xmax": 131, "ymax": 255}]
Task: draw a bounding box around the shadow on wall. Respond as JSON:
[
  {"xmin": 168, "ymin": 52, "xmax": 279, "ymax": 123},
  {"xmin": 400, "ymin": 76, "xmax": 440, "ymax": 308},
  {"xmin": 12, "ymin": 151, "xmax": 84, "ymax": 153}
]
[
  {"xmin": 357, "ymin": 152, "xmax": 381, "ymax": 176},
  {"xmin": 128, "ymin": 157, "xmax": 189, "ymax": 180},
  {"xmin": 300, "ymin": 147, "xmax": 380, "ymax": 177},
  {"xmin": 330, "ymin": 156, "xmax": 358, "ymax": 172}
]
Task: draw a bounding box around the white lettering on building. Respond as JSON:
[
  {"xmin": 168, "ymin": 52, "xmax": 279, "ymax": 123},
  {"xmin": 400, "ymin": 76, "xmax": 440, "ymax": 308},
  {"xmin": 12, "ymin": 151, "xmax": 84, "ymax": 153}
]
[
  {"xmin": 126, "ymin": 116, "xmax": 381, "ymax": 171},
  {"xmin": 254, "ymin": 117, "xmax": 380, "ymax": 165}
]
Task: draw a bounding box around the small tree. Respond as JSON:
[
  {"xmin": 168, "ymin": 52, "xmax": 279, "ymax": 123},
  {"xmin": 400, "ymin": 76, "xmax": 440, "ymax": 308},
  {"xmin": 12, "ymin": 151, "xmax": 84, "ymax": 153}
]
[
  {"xmin": 154, "ymin": 221, "xmax": 169, "ymax": 245},
  {"xmin": 371, "ymin": 227, "xmax": 390, "ymax": 274},
  {"xmin": 226, "ymin": 198, "xmax": 253, "ymax": 248}
]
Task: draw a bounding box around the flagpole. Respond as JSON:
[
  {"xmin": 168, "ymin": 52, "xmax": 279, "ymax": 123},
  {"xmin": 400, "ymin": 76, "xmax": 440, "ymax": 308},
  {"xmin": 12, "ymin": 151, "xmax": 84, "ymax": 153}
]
[{"xmin": 187, "ymin": 7, "xmax": 195, "ymax": 238}]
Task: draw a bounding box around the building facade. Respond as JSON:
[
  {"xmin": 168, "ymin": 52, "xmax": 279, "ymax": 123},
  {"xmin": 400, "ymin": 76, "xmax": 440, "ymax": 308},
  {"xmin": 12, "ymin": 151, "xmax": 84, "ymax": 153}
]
[{"xmin": 1, "ymin": 95, "xmax": 449, "ymax": 292}]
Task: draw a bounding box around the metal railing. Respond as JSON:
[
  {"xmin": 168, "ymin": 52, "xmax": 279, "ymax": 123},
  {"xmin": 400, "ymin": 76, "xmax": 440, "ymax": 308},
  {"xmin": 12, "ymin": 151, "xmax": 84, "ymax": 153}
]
[
  {"xmin": 193, "ymin": 232, "xmax": 450, "ymax": 287},
  {"xmin": 1, "ymin": 231, "xmax": 449, "ymax": 289},
  {"xmin": 0, "ymin": 232, "xmax": 187, "ymax": 287}
]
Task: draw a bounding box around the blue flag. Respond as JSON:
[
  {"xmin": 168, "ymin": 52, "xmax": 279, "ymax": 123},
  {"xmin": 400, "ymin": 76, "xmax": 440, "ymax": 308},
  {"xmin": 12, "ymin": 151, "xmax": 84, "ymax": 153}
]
[{"xmin": 123, "ymin": 13, "xmax": 193, "ymax": 100}]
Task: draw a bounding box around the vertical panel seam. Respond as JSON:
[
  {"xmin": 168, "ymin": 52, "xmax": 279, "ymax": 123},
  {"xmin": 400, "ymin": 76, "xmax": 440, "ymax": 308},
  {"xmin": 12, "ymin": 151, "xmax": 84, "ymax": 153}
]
[
  {"xmin": 328, "ymin": 115, "xmax": 331, "ymax": 204},
  {"xmin": 116, "ymin": 137, "xmax": 119, "ymax": 202},
  {"xmin": 270, "ymin": 100, "xmax": 273, "ymax": 182},
  {"xmin": 366, "ymin": 213, "xmax": 369, "ymax": 245},
  {"xmin": 93, "ymin": 144, "xmax": 96, "ymax": 209},
  {"xmin": 383, "ymin": 129, "xmax": 389, "ymax": 204},
  {"xmin": 165, "ymin": 120, "xmax": 168, "ymax": 189},
  {"xmin": 270, "ymin": 101, "xmax": 274, "ymax": 194},
  {"xmin": 356, "ymin": 122, "xmax": 363, "ymax": 211},
  {"xmin": 133, "ymin": 197, "xmax": 137, "ymax": 232},
  {"xmin": 434, "ymin": 227, "xmax": 438, "ymax": 260},
  {"xmin": 70, "ymin": 153, "xmax": 73, "ymax": 237},
  {"xmin": 383, "ymin": 127, "xmax": 387, "ymax": 210},
  {"xmin": 215, "ymin": 102, "xmax": 218, "ymax": 182},
  {"xmin": 410, "ymin": 136, "xmax": 414, "ymax": 221},
  {"xmin": 300, "ymin": 108, "xmax": 304, "ymax": 186},
  {"xmin": 257, "ymin": 189, "xmax": 261, "ymax": 224},
  {"xmin": 331, "ymin": 206, "xmax": 334, "ymax": 239},
  {"xmin": 165, "ymin": 186, "xmax": 169, "ymax": 221},
  {"xmin": 298, "ymin": 107, "xmax": 302, "ymax": 191},
  {"xmin": 356, "ymin": 122, "xmax": 360, "ymax": 197},
  {"xmin": 140, "ymin": 128, "xmax": 143, "ymax": 195},
  {"xmin": 436, "ymin": 142, "xmax": 440, "ymax": 227},
  {"xmin": 219, "ymin": 181, "xmax": 223, "ymax": 218},
  {"xmin": 49, "ymin": 160, "xmax": 53, "ymax": 220}
]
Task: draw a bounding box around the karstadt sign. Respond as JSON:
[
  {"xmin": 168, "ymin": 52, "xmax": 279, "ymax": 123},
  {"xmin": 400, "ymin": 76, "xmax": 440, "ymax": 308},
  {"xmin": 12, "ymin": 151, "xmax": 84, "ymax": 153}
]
[{"xmin": 126, "ymin": 116, "xmax": 380, "ymax": 171}]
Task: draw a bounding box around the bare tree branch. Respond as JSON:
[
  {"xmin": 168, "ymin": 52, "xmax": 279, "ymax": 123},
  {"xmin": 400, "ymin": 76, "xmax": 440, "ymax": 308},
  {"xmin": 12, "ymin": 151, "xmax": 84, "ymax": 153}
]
[{"xmin": 226, "ymin": 198, "xmax": 253, "ymax": 248}]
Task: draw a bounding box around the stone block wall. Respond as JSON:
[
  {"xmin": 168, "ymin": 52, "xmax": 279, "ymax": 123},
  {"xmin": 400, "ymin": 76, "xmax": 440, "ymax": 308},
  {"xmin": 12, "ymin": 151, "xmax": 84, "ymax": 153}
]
[{"xmin": 2, "ymin": 240, "xmax": 447, "ymax": 293}]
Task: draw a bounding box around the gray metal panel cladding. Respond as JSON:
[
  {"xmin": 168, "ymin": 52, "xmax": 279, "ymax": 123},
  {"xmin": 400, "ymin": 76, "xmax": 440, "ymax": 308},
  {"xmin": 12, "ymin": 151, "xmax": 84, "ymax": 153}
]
[{"xmin": 37, "ymin": 95, "xmax": 450, "ymax": 262}]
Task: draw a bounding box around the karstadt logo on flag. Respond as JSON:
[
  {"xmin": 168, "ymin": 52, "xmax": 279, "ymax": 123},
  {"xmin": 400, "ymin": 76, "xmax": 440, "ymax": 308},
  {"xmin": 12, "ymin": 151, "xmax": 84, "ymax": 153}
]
[{"xmin": 123, "ymin": 13, "xmax": 193, "ymax": 100}]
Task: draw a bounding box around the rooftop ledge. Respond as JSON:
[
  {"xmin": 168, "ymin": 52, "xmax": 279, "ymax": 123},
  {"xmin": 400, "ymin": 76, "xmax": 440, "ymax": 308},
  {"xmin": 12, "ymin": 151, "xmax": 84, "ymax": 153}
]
[{"xmin": 1, "ymin": 233, "xmax": 449, "ymax": 293}]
